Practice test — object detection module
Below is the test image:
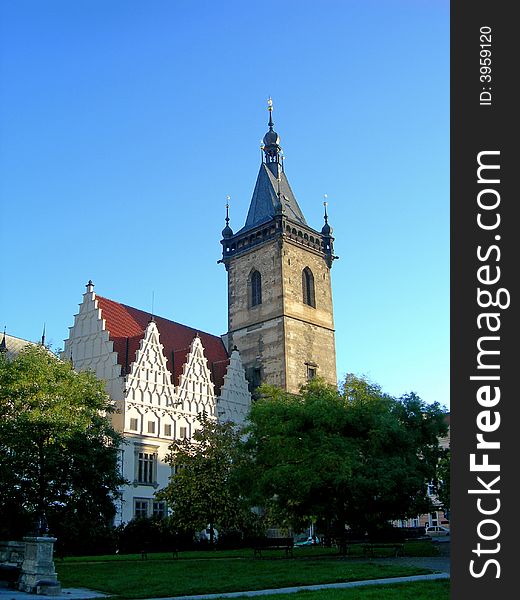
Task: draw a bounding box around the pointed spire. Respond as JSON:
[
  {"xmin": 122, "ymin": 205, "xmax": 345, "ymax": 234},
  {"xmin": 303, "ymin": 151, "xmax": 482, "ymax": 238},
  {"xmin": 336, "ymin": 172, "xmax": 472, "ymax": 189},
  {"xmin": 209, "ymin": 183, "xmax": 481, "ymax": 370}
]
[
  {"xmin": 262, "ymin": 97, "xmax": 281, "ymax": 171},
  {"xmin": 41, "ymin": 324, "xmax": 46, "ymax": 347},
  {"xmin": 267, "ymin": 96, "xmax": 274, "ymax": 128},
  {"xmin": 150, "ymin": 291, "xmax": 155, "ymax": 322},
  {"xmin": 321, "ymin": 194, "xmax": 332, "ymax": 236},
  {"xmin": 0, "ymin": 327, "xmax": 7, "ymax": 354},
  {"xmin": 222, "ymin": 195, "xmax": 233, "ymax": 238},
  {"xmin": 320, "ymin": 194, "xmax": 337, "ymax": 268}
]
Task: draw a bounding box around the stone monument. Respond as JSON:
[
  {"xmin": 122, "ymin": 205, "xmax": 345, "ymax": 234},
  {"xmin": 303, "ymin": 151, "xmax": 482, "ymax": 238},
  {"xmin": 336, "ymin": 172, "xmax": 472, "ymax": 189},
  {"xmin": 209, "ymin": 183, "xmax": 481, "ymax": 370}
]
[{"xmin": 18, "ymin": 536, "xmax": 61, "ymax": 595}]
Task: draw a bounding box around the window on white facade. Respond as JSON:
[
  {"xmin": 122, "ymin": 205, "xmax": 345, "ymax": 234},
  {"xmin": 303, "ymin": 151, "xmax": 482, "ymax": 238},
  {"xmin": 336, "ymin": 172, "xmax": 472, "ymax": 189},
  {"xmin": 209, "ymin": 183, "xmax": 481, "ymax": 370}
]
[
  {"xmin": 129, "ymin": 417, "xmax": 138, "ymax": 431},
  {"xmin": 136, "ymin": 450, "xmax": 157, "ymax": 485},
  {"xmin": 147, "ymin": 421, "xmax": 156, "ymax": 434},
  {"xmin": 134, "ymin": 499, "xmax": 149, "ymax": 519},
  {"xmin": 153, "ymin": 501, "xmax": 167, "ymax": 519},
  {"xmin": 179, "ymin": 426, "xmax": 187, "ymax": 439},
  {"xmin": 164, "ymin": 424, "xmax": 172, "ymax": 436}
]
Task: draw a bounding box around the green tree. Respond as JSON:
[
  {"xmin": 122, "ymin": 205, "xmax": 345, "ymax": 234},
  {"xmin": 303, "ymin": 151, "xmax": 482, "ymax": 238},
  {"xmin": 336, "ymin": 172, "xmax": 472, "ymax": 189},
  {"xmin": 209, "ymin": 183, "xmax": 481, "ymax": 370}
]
[
  {"xmin": 434, "ymin": 447, "xmax": 450, "ymax": 519},
  {"xmin": 157, "ymin": 413, "xmax": 252, "ymax": 545},
  {"xmin": 241, "ymin": 376, "xmax": 448, "ymax": 540},
  {"xmin": 342, "ymin": 376, "xmax": 448, "ymax": 536},
  {"xmin": 0, "ymin": 345, "xmax": 125, "ymax": 545}
]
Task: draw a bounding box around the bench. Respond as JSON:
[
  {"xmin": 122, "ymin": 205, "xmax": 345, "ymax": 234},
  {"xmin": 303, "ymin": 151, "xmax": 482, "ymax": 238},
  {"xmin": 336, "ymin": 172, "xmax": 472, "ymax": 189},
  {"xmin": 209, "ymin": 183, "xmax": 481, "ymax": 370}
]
[
  {"xmin": 253, "ymin": 537, "xmax": 294, "ymax": 558},
  {"xmin": 141, "ymin": 548, "xmax": 179, "ymax": 560},
  {"xmin": 362, "ymin": 543, "xmax": 404, "ymax": 558}
]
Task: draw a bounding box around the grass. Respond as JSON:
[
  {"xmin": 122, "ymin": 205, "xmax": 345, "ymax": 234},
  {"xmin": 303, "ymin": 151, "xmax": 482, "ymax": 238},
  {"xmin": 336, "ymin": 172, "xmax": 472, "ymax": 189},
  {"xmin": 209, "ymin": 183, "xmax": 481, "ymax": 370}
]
[
  {"xmin": 56, "ymin": 551, "xmax": 434, "ymax": 599},
  {"xmin": 231, "ymin": 580, "xmax": 450, "ymax": 600},
  {"xmin": 57, "ymin": 540, "xmax": 438, "ymax": 563}
]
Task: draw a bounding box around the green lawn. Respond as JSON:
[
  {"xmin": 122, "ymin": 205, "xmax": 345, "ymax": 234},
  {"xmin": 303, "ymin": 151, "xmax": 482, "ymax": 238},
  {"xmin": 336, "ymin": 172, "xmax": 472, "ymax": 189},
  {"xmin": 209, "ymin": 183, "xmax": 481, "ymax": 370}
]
[
  {"xmin": 233, "ymin": 580, "xmax": 450, "ymax": 600},
  {"xmin": 58, "ymin": 540, "xmax": 437, "ymax": 563},
  {"xmin": 57, "ymin": 553, "xmax": 434, "ymax": 599}
]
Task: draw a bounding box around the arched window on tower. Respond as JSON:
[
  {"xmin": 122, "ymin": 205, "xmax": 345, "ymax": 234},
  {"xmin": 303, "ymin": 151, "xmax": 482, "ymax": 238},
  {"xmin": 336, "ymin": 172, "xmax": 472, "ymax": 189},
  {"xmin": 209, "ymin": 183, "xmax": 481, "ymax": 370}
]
[
  {"xmin": 302, "ymin": 267, "xmax": 316, "ymax": 308},
  {"xmin": 250, "ymin": 270, "xmax": 262, "ymax": 307}
]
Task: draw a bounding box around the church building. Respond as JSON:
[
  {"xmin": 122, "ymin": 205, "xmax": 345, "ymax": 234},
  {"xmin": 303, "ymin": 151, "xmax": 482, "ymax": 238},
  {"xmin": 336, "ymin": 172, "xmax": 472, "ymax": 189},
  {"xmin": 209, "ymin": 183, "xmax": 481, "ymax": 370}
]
[
  {"xmin": 61, "ymin": 99, "xmax": 338, "ymax": 524},
  {"xmin": 220, "ymin": 99, "xmax": 338, "ymax": 394},
  {"xmin": 62, "ymin": 282, "xmax": 251, "ymax": 524}
]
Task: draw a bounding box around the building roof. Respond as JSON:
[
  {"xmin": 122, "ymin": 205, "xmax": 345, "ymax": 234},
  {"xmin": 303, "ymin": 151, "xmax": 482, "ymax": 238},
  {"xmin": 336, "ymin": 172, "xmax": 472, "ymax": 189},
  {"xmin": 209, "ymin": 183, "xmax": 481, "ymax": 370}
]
[
  {"xmin": 0, "ymin": 332, "xmax": 38, "ymax": 360},
  {"xmin": 95, "ymin": 296, "xmax": 229, "ymax": 393},
  {"xmin": 237, "ymin": 162, "xmax": 307, "ymax": 235}
]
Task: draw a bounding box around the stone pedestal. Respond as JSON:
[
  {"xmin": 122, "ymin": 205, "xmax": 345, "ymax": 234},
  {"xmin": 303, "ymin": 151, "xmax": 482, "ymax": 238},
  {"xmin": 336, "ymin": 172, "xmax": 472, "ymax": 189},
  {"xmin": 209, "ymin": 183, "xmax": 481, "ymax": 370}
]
[{"xmin": 18, "ymin": 537, "xmax": 61, "ymax": 595}]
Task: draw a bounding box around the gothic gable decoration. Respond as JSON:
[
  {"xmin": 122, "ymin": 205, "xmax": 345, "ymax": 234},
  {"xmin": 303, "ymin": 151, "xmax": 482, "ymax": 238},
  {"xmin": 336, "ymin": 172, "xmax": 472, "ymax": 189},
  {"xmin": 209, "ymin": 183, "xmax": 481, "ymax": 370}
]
[
  {"xmin": 124, "ymin": 319, "xmax": 178, "ymax": 410},
  {"xmin": 62, "ymin": 281, "xmax": 124, "ymax": 402},
  {"xmin": 177, "ymin": 335, "xmax": 216, "ymax": 417}
]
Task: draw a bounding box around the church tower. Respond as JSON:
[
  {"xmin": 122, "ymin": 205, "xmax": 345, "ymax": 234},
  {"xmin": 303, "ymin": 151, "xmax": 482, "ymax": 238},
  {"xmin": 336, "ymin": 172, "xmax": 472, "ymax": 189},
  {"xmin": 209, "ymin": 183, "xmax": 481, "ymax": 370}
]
[{"xmin": 220, "ymin": 100, "xmax": 338, "ymax": 395}]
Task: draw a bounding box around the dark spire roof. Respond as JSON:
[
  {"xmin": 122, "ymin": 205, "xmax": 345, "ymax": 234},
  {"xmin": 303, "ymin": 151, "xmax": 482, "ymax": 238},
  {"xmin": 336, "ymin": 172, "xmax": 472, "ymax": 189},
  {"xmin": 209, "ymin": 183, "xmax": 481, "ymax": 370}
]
[
  {"xmin": 237, "ymin": 163, "xmax": 307, "ymax": 234},
  {"xmin": 236, "ymin": 99, "xmax": 307, "ymax": 234},
  {"xmin": 0, "ymin": 328, "xmax": 6, "ymax": 354}
]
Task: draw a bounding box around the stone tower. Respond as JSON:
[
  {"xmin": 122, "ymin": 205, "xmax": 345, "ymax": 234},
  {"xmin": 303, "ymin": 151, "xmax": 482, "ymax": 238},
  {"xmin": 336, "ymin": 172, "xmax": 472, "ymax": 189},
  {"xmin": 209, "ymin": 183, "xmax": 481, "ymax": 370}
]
[{"xmin": 220, "ymin": 100, "xmax": 338, "ymax": 395}]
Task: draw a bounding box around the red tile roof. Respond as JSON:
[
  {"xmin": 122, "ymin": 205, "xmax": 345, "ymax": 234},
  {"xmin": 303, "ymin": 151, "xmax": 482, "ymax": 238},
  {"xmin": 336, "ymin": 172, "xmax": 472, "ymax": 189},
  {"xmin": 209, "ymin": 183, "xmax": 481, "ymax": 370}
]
[{"xmin": 96, "ymin": 295, "xmax": 229, "ymax": 393}]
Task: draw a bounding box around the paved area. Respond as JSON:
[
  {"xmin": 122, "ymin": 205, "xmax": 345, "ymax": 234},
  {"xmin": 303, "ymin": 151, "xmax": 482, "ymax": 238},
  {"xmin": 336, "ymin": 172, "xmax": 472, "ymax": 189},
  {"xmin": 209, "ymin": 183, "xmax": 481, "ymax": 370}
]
[
  {"xmin": 356, "ymin": 539, "xmax": 451, "ymax": 575},
  {"xmin": 0, "ymin": 588, "xmax": 108, "ymax": 600}
]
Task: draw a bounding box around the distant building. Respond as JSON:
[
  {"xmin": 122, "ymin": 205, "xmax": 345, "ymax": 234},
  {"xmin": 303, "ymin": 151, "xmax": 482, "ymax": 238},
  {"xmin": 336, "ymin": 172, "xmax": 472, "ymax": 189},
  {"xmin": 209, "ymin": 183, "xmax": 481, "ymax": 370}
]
[
  {"xmin": 394, "ymin": 412, "xmax": 450, "ymax": 531},
  {"xmin": 0, "ymin": 331, "xmax": 39, "ymax": 359},
  {"xmin": 62, "ymin": 281, "xmax": 251, "ymax": 524}
]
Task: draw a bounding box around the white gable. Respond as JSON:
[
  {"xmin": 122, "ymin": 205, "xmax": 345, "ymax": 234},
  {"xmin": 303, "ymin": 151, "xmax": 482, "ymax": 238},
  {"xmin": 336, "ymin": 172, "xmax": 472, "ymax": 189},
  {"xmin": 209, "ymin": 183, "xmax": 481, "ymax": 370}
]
[
  {"xmin": 177, "ymin": 335, "xmax": 216, "ymax": 417},
  {"xmin": 217, "ymin": 348, "xmax": 251, "ymax": 427},
  {"xmin": 124, "ymin": 320, "xmax": 177, "ymax": 407},
  {"xmin": 62, "ymin": 288, "xmax": 123, "ymax": 401}
]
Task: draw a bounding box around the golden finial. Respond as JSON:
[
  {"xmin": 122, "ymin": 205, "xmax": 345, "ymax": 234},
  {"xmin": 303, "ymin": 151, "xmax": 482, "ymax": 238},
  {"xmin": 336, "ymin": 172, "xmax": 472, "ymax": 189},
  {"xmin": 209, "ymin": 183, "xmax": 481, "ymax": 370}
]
[{"xmin": 267, "ymin": 96, "xmax": 273, "ymax": 111}]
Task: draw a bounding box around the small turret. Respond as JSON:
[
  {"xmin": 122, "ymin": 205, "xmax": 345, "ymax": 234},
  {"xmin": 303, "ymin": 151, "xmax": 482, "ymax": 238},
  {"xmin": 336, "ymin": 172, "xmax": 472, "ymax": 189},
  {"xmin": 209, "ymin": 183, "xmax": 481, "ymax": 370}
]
[
  {"xmin": 262, "ymin": 97, "xmax": 283, "ymax": 175},
  {"xmin": 221, "ymin": 197, "xmax": 233, "ymax": 239},
  {"xmin": 321, "ymin": 196, "xmax": 337, "ymax": 268}
]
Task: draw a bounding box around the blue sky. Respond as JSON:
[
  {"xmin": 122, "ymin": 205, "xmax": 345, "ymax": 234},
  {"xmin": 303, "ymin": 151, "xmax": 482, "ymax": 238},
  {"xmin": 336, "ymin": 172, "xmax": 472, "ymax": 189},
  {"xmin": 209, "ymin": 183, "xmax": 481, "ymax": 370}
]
[{"xmin": 0, "ymin": 0, "xmax": 449, "ymax": 407}]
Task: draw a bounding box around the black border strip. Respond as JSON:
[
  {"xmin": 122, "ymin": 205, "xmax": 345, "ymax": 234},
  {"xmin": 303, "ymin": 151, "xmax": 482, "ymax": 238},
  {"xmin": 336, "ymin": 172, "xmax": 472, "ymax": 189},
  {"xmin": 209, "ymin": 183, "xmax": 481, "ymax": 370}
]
[{"xmin": 451, "ymin": 2, "xmax": 518, "ymax": 597}]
